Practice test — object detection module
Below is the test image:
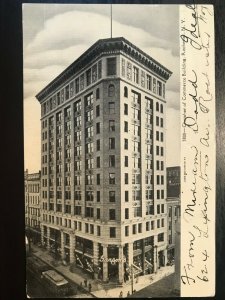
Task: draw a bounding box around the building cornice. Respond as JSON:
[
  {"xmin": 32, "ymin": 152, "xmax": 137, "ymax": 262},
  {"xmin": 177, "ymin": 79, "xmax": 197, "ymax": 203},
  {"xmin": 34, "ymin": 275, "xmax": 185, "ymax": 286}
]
[{"xmin": 36, "ymin": 37, "xmax": 172, "ymax": 102}]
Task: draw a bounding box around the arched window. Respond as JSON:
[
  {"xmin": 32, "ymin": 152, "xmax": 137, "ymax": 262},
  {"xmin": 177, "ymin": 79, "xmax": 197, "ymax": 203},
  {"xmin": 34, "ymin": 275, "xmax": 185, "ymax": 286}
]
[
  {"xmin": 156, "ymin": 102, "xmax": 159, "ymax": 111},
  {"xmin": 124, "ymin": 86, "xmax": 128, "ymax": 98},
  {"xmin": 160, "ymin": 104, "xmax": 163, "ymax": 113},
  {"xmin": 108, "ymin": 84, "xmax": 115, "ymax": 97}
]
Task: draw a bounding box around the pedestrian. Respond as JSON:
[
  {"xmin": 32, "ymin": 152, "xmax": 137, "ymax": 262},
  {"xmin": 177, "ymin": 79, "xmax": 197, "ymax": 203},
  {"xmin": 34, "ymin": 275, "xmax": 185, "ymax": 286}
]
[
  {"xmin": 88, "ymin": 282, "xmax": 92, "ymax": 292},
  {"xmin": 84, "ymin": 278, "xmax": 87, "ymax": 287},
  {"xmin": 119, "ymin": 291, "xmax": 123, "ymax": 298}
]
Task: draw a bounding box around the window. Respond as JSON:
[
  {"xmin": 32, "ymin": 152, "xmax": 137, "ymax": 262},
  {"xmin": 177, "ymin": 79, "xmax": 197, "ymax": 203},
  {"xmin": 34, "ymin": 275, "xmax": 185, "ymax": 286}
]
[
  {"xmin": 109, "ymin": 155, "xmax": 115, "ymax": 167},
  {"xmin": 97, "ymin": 174, "xmax": 100, "ymax": 185},
  {"xmin": 109, "ymin": 191, "xmax": 115, "ymax": 202},
  {"xmin": 146, "ymin": 74, "xmax": 152, "ymax": 90},
  {"xmin": 86, "ymin": 93, "xmax": 93, "ymax": 106},
  {"xmin": 157, "ymin": 175, "xmax": 160, "ymax": 185},
  {"xmin": 86, "ymin": 175, "xmax": 93, "ymax": 185},
  {"xmin": 109, "ymin": 209, "xmax": 116, "ymax": 220},
  {"xmin": 97, "ymin": 191, "xmax": 101, "ymax": 202},
  {"xmin": 156, "ymin": 102, "xmax": 159, "ymax": 111},
  {"xmin": 97, "ymin": 208, "xmax": 100, "ymax": 219},
  {"xmin": 75, "ymin": 78, "xmax": 79, "ymax": 93},
  {"xmin": 108, "ymin": 84, "xmax": 115, "ymax": 97},
  {"xmin": 124, "ymin": 121, "xmax": 128, "ymax": 132},
  {"xmin": 74, "ymin": 100, "xmax": 81, "ymax": 112},
  {"xmin": 161, "ymin": 132, "xmax": 164, "ymax": 142},
  {"xmin": 124, "ymin": 86, "xmax": 128, "ymax": 97},
  {"xmin": 97, "ymin": 226, "xmax": 101, "ymax": 236},
  {"xmin": 161, "ymin": 176, "xmax": 164, "ymax": 185},
  {"xmin": 133, "ymin": 125, "xmax": 140, "ymax": 136},
  {"xmin": 86, "ymin": 191, "xmax": 94, "ymax": 201},
  {"xmin": 96, "ymin": 156, "xmax": 100, "ymax": 168},
  {"xmin": 157, "ymin": 219, "xmax": 160, "ymax": 228},
  {"xmin": 96, "ymin": 139, "xmax": 100, "ymax": 151},
  {"xmin": 86, "ymin": 207, "xmax": 93, "ymax": 218},
  {"xmin": 109, "ymin": 227, "xmax": 116, "ymax": 238},
  {"xmin": 133, "ymin": 108, "xmax": 140, "ymax": 120},
  {"xmin": 124, "ymin": 103, "xmax": 128, "ymax": 115},
  {"xmin": 109, "ymin": 173, "xmax": 115, "ymax": 184},
  {"xmin": 124, "ymin": 139, "xmax": 128, "ymax": 150},
  {"xmin": 157, "ymin": 190, "xmax": 160, "ymax": 199},
  {"xmin": 85, "ymin": 223, "xmax": 89, "ymax": 233},
  {"xmin": 109, "ymin": 138, "xmax": 115, "ymax": 149},
  {"xmin": 96, "ymin": 105, "xmax": 100, "ymax": 117},
  {"xmin": 158, "ymin": 233, "xmax": 164, "ymax": 242},
  {"xmin": 161, "ymin": 147, "xmax": 164, "ymax": 156},
  {"xmin": 156, "ymin": 146, "xmax": 160, "ymax": 155},
  {"xmin": 96, "ymin": 122, "xmax": 100, "ymax": 134},
  {"xmin": 109, "ymin": 102, "xmax": 115, "ymax": 114},
  {"xmin": 109, "ymin": 120, "xmax": 115, "ymax": 131},
  {"xmin": 133, "ymin": 66, "xmax": 139, "ymax": 84},
  {"xmin": 161, "ymin": 161, "xmax": 164, "ymax": 170},
  {"xmin": 107, "ymin": 57, "xmax": 116, "ymax": 76},
  {"xmin": 65, "ymin": 85, "xmax": 70, "ymax": 100},
  {"xmin": 96, "ymin": 88, "xmax": 100, "ymax": 99},
  {"xmin": 161, "ymin": 118, "xmax": 163, "ymax": 127},
  {"xmin": 157, "ymin": 204, "xmax": 160, "ymax": 214},
  {"xmin": 86, "ymin": 126, "xmax": 93, "ymax": 138},
  {"xmin": 86, "ymin": 69, "xmax": 91, "ymax": 86},
  {"xmin": 156, "ymin": 131, "xmax": 159, "ymax": 141},
  {"xmin": 125, "ymin": 191, "xmax": 129, "ymax": 202},
  {"xmin": 125, "ymin": 226, "xmax": 129, "ymax": 237},
  {"xmin": 98, "ymin": 60, "xmax": 102, "ymax": 79},
  {"xmin": 125, "ymin": 173, "xmax": 129, "ymax": 184},
  {"xmin": 161, "ymin": 204, "xmax": 164, "ymax": 213},
  {"xmin": 156, "ymin": 116, "xmax": 159, "ymax": 126},
  {"xmin": 86, "ymin": 110, "xmax": 93, "ymax": 122},
  {"xmin": 132, "ymin": 224, "xmax": 137, "ymax": 234},
  {"xmin": 160, "ymin": 104, "xmax": 163, "ymax": 113},
  {"xmin": 161, "ymin": 219, "xmax": 165, "ymax": 227},
  {"xmin": 161, "ymin": 190, "xmax": 164, "ymax": 199},
  {"xmin": 124, "ymin": 156, "xmax": 128, "ymax": 167},
  {"xmin": 125, "ymin": 208, "xmax": 129, "ymax": 219},
  {"xmin": 157, "ymin": 81, "xmax": 162, "ymax": 96},
  {"xmin": 138, "ymin": 223, "xmax": 142, "ymax": 233},
  {"xmin": 146, "ymin": 222, "xmax": 150, "ymax": 231}
]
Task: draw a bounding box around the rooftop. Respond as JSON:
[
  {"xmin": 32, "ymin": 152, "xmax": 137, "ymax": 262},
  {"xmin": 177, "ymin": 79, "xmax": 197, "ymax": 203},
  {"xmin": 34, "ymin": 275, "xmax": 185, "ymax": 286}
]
[{"xmin": 36, "ymin": 37, "xmax": 172, "ymax": 102}]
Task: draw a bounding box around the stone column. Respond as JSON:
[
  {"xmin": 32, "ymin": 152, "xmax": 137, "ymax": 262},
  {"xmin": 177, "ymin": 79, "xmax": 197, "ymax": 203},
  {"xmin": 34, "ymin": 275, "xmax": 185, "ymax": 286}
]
[
  {"xmin": 102, "ymin": 244, "xmax": 108, "ymax": 282},
  {"xmin": 118, "ymin": 245, "xmax": 124, "ymax": 284},
  {"xmin": 41, "ymin": 224, "xmax": 44, "ymax": 246},
  {"xmin": 61, "ymin": 231, "xmax": 65, "ymax": 260},
  {"xmin": 70, "ymin": 234, "xmax": 75, "ymax": 263},
  {"xmin": 93, "ymin": 242, "xmax": 99, "ymax": 279},
  {"xmin": 46, "ymin": 227, "xmax": 50, "ymax": 251}
]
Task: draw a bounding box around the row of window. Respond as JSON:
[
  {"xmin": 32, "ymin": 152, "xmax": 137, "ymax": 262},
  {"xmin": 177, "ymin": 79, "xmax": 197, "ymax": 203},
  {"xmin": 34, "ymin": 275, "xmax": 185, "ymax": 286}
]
[
  {"xmin": 25, "ymin": 183, "xmax": 40, "ymax": 193},
  {"xmin": 121, "ymin": 58, "xmax": 165, "ymax": 99},
  {"xmin": 41, "ymin": 61, "xmax": 102, "ymax": 116}
]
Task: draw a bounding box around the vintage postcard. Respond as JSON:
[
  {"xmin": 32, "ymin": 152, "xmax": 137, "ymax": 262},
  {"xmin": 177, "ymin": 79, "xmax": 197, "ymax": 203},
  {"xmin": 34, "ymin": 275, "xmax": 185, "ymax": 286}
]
[{"xmin": 23, "ymin": 3, "xmax": 215, "ymax": 298}]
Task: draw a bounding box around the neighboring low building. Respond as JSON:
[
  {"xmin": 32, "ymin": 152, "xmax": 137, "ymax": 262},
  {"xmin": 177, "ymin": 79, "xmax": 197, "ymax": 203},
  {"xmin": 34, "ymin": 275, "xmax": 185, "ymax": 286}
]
[
  {"xmin": 166, "ymin": 166, "xmax": 180, "ymax": 261},
  {"xmin": 25, "ymin": 169, "xmax": 41, "ymax": 243}
]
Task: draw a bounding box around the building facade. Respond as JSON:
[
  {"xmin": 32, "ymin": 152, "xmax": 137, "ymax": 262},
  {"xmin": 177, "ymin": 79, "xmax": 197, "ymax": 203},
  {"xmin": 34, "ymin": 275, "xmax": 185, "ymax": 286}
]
[
  {"xmin": 36, "ymin": 37, "xmax": 172, "ymax": 284},
  {"xmin": 166, "ymin": 166, "xmax": 180, "ymax": 261},
  {"xmin": 25, "ymin": 169, "xmax": 41, "ymax": 243}
]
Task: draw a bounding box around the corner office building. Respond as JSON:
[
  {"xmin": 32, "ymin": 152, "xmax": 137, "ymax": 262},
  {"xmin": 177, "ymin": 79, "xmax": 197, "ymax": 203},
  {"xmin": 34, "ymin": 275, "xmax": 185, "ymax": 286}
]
[{"xmin": 36, "ymin": 37, "xmax": 172, "ymax": 284}]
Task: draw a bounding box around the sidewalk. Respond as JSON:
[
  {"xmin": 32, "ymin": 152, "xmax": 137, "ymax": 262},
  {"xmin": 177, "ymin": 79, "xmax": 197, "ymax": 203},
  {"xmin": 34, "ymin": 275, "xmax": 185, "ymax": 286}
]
[{"xmin": 30, "ymin": 244, "xmax": 174, "ymax": 298}]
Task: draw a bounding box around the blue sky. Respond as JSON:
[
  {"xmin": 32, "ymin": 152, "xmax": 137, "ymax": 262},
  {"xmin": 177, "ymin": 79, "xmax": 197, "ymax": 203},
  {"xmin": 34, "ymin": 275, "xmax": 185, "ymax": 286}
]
[{"xmin": 23, "ymin": 3, "xmax": 180, "ymax": 172}]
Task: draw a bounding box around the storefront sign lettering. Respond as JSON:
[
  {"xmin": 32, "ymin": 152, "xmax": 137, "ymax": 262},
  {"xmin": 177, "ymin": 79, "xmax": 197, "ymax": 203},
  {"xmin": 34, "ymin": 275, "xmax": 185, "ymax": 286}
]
[{"xmin": 99, "ymin": 255, "xmax": 126, "ymax": 265}]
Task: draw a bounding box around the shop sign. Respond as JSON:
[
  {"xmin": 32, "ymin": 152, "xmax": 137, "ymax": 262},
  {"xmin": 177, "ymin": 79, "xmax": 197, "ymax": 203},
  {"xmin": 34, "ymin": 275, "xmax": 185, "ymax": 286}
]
[{"xmin": 99, "ymin": 255, "xmax": 126, "ymax": 265}]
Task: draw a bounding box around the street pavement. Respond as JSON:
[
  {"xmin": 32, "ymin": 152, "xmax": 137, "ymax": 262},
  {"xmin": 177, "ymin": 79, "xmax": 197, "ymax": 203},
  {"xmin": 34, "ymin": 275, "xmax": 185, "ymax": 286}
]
[{"xmin": 30, "ymin": 243, "xmax": 175, "ymax": 298}]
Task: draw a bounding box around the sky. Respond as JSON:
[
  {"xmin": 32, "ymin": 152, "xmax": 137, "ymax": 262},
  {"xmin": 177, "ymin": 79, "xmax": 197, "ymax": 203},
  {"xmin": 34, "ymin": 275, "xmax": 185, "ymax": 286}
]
[{"xmin": 23, "ymin": 4, "xmax": 180, "ymax": 173}]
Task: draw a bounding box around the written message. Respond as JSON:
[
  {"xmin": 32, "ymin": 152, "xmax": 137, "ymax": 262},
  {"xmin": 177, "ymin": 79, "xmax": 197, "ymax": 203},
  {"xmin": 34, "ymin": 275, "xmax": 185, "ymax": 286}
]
[{"xmin": 180, "ymin": 5, "xmax": 215, "ymax": 297}]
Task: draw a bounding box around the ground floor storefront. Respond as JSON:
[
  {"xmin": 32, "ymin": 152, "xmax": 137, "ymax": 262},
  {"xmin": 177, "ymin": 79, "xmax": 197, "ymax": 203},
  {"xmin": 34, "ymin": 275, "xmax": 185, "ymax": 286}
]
[{"xmin": 41, "ymin": 225, "xmax": 168, "ymax": 285}]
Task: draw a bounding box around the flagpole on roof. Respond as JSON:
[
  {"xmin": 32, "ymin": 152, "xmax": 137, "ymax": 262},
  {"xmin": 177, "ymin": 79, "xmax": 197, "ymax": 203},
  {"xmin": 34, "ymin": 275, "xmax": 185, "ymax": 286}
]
[{"xmin": 110, "ymin": 3, "xmax": 112, "ymax": 38}]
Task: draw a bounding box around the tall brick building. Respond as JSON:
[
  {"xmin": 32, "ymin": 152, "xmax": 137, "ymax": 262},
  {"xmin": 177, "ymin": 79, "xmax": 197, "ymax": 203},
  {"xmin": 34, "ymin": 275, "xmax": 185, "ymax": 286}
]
[{"xmin": 36, "ymin": 37, "xmax": 172, "ymax": 284}]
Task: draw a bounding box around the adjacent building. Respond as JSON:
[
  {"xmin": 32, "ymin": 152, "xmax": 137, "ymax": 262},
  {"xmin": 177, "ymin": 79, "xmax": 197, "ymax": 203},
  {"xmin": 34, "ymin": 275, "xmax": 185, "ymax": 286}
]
[
  {"xmin": 166, "ymin": 166, "xmax": 180, "ymax": 261},
  {"xmin": 25, "ymin": 169, "xmax": 41, "ymax": 243},
  {"xmin": 36, "ymin": 37, "xmax": 172, "ymax": 284}
]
